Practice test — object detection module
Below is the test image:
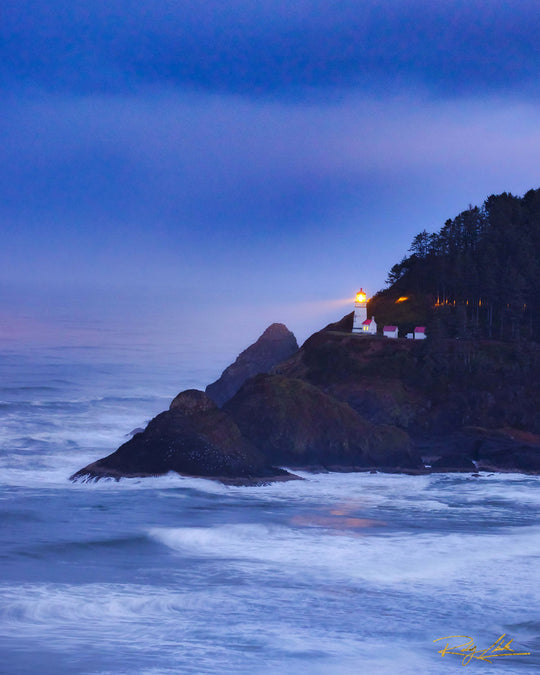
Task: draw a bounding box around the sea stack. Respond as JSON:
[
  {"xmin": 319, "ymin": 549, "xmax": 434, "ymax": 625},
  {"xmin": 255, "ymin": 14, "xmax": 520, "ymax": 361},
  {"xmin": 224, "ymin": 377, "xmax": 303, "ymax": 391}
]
[
  {"xmin": 71, "ymin": 389, "xmax": 298, "ymax": 485},
  {"xmin": 205, "ymin": 322, "xmax": 298, "ymax": 407}
]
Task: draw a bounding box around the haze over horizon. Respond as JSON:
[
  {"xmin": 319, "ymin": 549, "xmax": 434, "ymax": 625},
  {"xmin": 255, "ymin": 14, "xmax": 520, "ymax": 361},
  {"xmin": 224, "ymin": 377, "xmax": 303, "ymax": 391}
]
[{"xmin": 2, "ymin": 1, "xmax": 540, "ymax": 368}]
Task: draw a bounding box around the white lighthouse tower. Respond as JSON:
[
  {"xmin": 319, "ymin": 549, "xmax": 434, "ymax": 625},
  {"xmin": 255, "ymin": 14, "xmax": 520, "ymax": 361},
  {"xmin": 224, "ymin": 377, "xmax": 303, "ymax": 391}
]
[
  {"xmin": 352, "ymin": 289, "xmax": 378, "ymax": 335},
  {"xmin": 352, "ymin": 289, "xmax": 367, "ymax": 333}
]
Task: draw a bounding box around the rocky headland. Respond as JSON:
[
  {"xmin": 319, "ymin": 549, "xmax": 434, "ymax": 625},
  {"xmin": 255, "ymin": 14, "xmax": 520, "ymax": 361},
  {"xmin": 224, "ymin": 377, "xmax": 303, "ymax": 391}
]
[{"xmin": 72, "ymin": 317, "xmax": 540, "ymax": 484}]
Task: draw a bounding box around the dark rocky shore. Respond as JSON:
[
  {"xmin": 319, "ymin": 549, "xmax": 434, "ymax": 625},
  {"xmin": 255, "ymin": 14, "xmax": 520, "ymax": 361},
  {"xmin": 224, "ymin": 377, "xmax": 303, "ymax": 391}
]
[{"xmin": 72, "ymin": 317, "xmax": 540, "ymax": 484}]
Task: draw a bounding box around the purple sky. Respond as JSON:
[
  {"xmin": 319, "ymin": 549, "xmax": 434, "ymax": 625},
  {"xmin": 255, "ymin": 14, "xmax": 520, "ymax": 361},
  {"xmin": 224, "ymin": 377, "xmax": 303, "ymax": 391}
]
[{"xmin": 2, "ymin": 1, "xmax": 540, "ymax": 366}]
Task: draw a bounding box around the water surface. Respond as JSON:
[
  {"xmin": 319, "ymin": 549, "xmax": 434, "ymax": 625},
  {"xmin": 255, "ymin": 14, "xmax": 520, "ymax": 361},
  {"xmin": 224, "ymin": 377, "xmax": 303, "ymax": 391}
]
[{"xmin": 1, "ymin": 350, "xmax": 538, "ymax": 673}]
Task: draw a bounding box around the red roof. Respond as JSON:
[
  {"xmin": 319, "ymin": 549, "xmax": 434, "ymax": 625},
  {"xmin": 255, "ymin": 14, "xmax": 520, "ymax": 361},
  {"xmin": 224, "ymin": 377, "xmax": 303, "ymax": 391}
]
[
  {"xmin": 414, "ymin": 326, "xmax": 426, "ymax": 333},
  {"xmin": 362, "ymin": 319, "xmax": 373, "ymax": 325},
  {"xmin": 383, "ymin": 325, "xmax": 397, "ymax": 331}
]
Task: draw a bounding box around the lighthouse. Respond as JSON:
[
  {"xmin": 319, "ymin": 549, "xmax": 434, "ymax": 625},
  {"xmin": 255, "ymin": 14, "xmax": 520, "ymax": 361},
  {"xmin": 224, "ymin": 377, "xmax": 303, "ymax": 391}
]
[
  {"xmin": 352, "ymin": 289, "xmax": 367, "ymax": 333},
  {"xmin": 352, "ymin": 289, "xmax": 378, "ymax": 335}
]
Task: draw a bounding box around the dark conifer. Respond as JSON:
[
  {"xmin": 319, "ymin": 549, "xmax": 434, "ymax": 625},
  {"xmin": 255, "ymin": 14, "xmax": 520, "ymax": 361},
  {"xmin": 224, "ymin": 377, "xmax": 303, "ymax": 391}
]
[{"xmin": 376, "ymin": 187, "xmax": 540, "ymax": 342}]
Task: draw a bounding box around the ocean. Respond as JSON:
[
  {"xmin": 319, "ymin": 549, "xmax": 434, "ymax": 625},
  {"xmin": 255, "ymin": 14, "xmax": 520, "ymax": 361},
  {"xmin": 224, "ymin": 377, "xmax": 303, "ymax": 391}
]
[{"xmin": 1, "ymin": 347, "xmax": 538, "ymax": 674}]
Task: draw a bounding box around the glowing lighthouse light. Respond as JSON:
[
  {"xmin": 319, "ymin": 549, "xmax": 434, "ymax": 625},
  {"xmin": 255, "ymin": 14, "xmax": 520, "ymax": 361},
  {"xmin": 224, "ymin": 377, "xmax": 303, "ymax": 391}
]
[{"xmin": 355, "ymin": 290, "xmax": 367, "ymax": 304}]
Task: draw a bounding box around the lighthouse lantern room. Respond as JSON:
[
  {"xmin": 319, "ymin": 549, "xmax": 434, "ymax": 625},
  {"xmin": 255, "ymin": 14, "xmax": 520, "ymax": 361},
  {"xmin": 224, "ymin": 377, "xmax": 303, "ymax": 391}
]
[{"xmin": 352, "ymin": 289, "xmax": 367, "ymax": 333}]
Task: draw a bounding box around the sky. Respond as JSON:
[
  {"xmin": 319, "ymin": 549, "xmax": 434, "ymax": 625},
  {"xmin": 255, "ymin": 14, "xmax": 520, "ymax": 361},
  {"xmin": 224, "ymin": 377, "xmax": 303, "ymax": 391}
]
[{"xmin": 2, "ymin": 0, "xmax": 540, "ymax": 372}]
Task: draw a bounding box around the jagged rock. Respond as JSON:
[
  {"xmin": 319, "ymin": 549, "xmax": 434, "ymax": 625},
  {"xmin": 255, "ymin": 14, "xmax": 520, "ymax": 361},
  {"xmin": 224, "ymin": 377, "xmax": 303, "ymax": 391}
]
[
  {"xmin": 321, "ymin": 311, "xmax": 354, "ymax": 333},
  {"xmin": 224, "ymin": 374, "xmax": 423, "ymax": 472},
  {"xmin": 419, "ymin": 427, "xmax": 540, "ymax": 474},
  {"xmin": 468, "ymin": 428, "xmax": 540, "ymax": 474},
  {"xmin": 71, "ymin": 389, "xmax": 298, "ymax": 485},
  {"xmin": 206, "ymin": 323, "xmax": 298, "ymax": 407},
  {"xmin": 170, "ymin": 388, "xmax": 216, "ymax": 414},
  {"xmin": 430, "ymin": 454, "xmax": 477, "ymax": 472},
  {"xmin": 476, "ymin": 445, "xmax": 540, "ymax": 473}
]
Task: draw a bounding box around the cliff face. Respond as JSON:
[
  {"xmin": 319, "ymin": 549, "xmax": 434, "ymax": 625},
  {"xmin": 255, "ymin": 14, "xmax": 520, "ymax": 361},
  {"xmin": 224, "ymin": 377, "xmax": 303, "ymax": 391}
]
[
  {"xmin": 274, "ymin": 323, "xmax": 540, "ymax": 472},
  {"xmin": 224, "ymin": 374, "xmax": 418, "ymax": 471},
  {"xmin": 205, "ymin": 323, "xmax": 299, "ymax": 406},
  {"xmin": 275, "ymin": 324, "xmax": 540, "ymax": 429}
]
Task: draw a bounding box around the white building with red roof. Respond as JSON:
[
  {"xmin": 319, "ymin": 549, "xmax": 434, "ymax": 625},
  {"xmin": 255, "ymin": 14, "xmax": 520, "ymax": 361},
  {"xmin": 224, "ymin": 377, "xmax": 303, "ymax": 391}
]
[
  {"xmin": 383, "ymin": 325, "xmax": 398, "ymax": 338},
  {"xmin": 362, "ymin": 317, "xmax": 377, "ymax": 335},
  {"xmin": 414, "ymin": 326, "xmax": 426, "ymax": 340}
]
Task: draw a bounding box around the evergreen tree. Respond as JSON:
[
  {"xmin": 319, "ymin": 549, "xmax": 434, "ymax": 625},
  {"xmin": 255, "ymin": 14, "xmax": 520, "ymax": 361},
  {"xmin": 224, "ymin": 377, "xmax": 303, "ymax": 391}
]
[{"xmin": 379, "ymin": 188, "xmax": 540, "ymax": 342}]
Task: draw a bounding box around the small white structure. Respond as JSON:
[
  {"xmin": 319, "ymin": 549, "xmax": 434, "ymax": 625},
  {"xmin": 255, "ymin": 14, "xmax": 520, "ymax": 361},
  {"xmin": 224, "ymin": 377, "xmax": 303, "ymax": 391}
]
[
  {"xmin": 352, "ymin": 289, "xmax": 367, "ymax": 333},
  {"xmin": 383, "ymin": 325, "xmax": 398, "ymax": 338},
  {"xmin": 406, "ymin": 332, "xmax": 414, "ymax": 339},
  {"xmin": 414, "ymin": 326, "xmax": 426, "ymax": 340},
  {"xmin": 362, "ymin": 317, "xmax": 377, "ymax": 335}
]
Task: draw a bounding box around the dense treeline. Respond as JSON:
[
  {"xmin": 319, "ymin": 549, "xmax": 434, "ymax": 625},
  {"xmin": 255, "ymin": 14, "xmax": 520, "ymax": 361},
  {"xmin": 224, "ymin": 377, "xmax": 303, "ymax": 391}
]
[{"xmin": 374, "ymin": 188, "xmax": 540, "ymax": 341}]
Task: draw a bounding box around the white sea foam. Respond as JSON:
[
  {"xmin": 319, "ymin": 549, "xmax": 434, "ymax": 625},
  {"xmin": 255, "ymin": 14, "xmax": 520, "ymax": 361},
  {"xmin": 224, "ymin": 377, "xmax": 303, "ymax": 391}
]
[
  {"xmin": 0, "ymin": 582, "xmax": 474, "ymax": 675},
  {"xmin": 1, "ymin": 584, "xmax": 176, "ymax": 625},
  {"xmin": 0, "ymin": 454, "xmax": 227, "ymax": 491},
  {"xmin": 234, "ymin": 470, "xmax": 540, "ymax": 518},
  {"xmin": 0, "ymin": 582, "xmax": 414, "ymax": 671},
  {"xmin": 149, "ymin": 521, "xmax": 540, "ymax": 589}
]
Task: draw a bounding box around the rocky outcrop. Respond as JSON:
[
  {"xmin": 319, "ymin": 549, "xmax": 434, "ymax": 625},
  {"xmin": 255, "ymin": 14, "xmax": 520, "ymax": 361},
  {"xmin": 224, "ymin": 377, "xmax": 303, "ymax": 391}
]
[
  {"xmin": 206, "ymin": 323, "xmax": 298, "ymax": 406},
  {"xmin": 71, "ymin": 389, "xmax": 298, "ymax": 485},
  {"xmin": 224, "ymin": 374, "xmax": 421, "ymax": 472},
  {"xmin": 420, "ymin": 428, "xmax": 540, "ymax": 474},
  {"xmin": 430, "ymin": 454, "xmax": 476, "ymax": 472},
  {"xmin": 72, "ymin": 320, "xmax": 539, "ymax": 485},
  {"xmin": 468, "ymin": 427, "xmax": 540, "ymax": 474}
]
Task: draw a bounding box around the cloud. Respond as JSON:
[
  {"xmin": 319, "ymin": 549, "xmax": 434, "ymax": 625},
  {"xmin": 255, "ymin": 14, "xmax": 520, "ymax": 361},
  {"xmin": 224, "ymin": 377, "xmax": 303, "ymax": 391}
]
[
  {"xmin": 2, "ymin": 1, "xmax": 540, "ymax": 99},
  {"xmin": 1, "ymin": 85, "xmax": 538, "ymax": 327},
  {"xmin": 2, "ymin": 90, "xmax": 539, "ymax": 237}
]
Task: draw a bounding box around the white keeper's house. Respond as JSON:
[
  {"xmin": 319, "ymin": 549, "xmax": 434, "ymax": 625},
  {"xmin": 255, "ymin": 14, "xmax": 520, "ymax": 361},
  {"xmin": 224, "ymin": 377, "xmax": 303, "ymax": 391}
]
[{"xmin": 362, "ymin": 317, "xmax": 377, "ymax": 335}]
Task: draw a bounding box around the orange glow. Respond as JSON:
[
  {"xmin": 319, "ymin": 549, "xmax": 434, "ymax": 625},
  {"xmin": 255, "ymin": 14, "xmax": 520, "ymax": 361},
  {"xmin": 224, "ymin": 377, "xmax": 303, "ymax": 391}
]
[
  {"xmin": 355, "ymin": 291, "xmax": 367, "ymax": 303},
  {"xmin": 395, "ymin": 296, "xmax": 409, "ymax": 303}
]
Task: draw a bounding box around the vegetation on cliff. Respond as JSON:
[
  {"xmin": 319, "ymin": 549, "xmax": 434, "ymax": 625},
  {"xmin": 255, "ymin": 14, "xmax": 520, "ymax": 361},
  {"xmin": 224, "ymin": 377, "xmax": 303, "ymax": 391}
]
[{"xmin": 369, "ymin": 188, "xmax": 540, "ymax": 341}]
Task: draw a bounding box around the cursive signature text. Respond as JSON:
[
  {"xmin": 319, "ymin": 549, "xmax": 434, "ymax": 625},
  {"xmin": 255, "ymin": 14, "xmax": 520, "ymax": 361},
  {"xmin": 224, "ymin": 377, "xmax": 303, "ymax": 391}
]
[{"xmin": 433, "ymin": 634, "xmax": 531, "ymax": 665}]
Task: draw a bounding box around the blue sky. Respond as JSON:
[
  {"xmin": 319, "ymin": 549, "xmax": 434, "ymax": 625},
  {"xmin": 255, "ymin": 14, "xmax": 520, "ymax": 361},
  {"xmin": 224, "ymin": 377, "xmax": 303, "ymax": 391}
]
[{"xmin": 2, "ymin": 1, "xmax": 540, "ymax": 364}]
